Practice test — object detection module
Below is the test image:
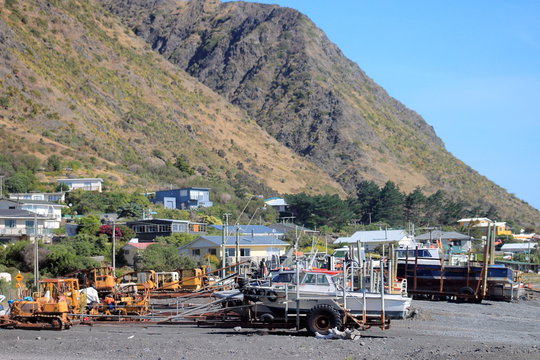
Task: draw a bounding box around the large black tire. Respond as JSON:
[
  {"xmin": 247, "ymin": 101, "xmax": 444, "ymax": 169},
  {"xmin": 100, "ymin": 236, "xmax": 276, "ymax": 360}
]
[{"xmin": 306, "ymin": 304, "xmax": 342, "ymax": 335}]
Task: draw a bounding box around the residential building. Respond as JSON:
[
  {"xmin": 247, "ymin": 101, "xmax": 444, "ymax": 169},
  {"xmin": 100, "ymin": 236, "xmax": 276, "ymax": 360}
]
[
  {"xmin": 264, "ymin": 197, "xmax": 288, "ymax": 214},
  {"xmin": 57, "ymin": 178, "xmax": 103, "ymax": 192},
  {"xmin": 334, "ymin": 229, "xmax": 413, "ymax": 250},
  {"xmin": 121, "ymin": 242, "xmax": 157, "ymax": 266},
  {"xmin": 9, "ymin": 192, "xmax": 65, "ymax": 203},
  {"xmin": 0, "ymin": 209, "xmax": 53, "ymax": 244},
  {"xmin": 500, "ymin": 243, "xmax": 537, "ymax": 254},
  {"xmin": 457, "ymin": 218, "xmax": 512, "ymax": 236},
  {"xmin": 0, "ymin": 199, "xmax": 64, "ymax": 229},
  {"xmin": 126, "ymin": 218, "xmax": 207, "ymax": 242},
  {"xmin": 210, "ymin": 225, "xmax": 284, "ymax": 238},
  {"xmin": 153, "ymin": 187, "xmax": 212, "ymax": 210},
  {"xmin": 415, "ymin": 230, "xmax": 473, "ymax": 253},
  {"xmin": 178, "ymin": 235, "xmax": 289, "ymax": 263}
]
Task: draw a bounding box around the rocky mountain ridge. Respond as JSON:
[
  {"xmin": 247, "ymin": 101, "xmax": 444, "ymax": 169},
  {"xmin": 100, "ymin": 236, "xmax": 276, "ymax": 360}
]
[{"xmin": 99, "ymin": 0, "xmax": 540, "ymax": 224}]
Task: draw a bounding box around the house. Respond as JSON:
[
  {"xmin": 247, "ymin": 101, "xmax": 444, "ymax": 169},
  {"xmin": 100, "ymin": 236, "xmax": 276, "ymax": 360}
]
[
  {"xmin": 178, "ymin": 235, "xmax": 289, "ymax": 263},
  {"xmin": 457, "ymin": 218, "xmax": 512, "ymax": 236},
  {"xmin": 415, "ymin": 230, "xmax": 473, "ymax": 253},
  {"xmin": 500, "ymin": 242, "xmax": 537, "ymax": 254},
  {"xmin": 121, "ymin": 242, "xmax": 157, "ymax": 266},
  {"xmin": 334, "ymin": 229, "xmax": 413, "ymax": 251},
  {"xmin": 210, "ymin": 225, "xmax": 284, "ymax": 238},
  {"xmin": 0, "ymin": 198, "xmax": 64, "ymax": 229},
  {"xmin": 126, "ymin": 218, "xmax": 207, "ymax": 242},
  {"xmin": 9, "ymin": 192, "xmax": 65, "ymax": 203},
  {"xmin": 153, "ymin": 187, "xmax": 212, "ymax": 210},
  {"xmin": 57, "ymin": 178, "xmax": 103, "ymax": 192},
  {"xmin": 264, "ymin": 197, "xmax": 289, "ymax": 214},
  {"xmin": 0, "ymin": 209, "xmax": 54, "ymax": 244}
]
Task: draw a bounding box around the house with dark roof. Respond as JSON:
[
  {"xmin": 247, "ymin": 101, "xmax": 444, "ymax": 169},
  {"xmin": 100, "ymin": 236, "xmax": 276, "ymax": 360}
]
[
  {"xmin": 415, "ymin": 230, "xmax": 473, "ymax": 253},
  {"xmin": 126, "ymin": 218, "xmax": 207, "ymax": 242},
  {"xmin": 0, "ymin": 209, "xmax": 54, "ymax": 244},
  {"xmin": 178, "ymin": 235, "xmax": 289, "ymax": 263}
]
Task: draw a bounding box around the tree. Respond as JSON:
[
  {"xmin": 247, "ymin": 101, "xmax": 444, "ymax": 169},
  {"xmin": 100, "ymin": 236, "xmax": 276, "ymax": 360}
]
[
  {"xmin": 374, "ymin": 181, "xmax": 404, "ymax": 225},
  {"xmin": 155, "ymin": 233, "xmax": 198, "ymax": 247},
  {"xmin": 42, "ymin": 244, "xmax": 97, "ymax": 276},
  {"xmin": 404, "ymin": 187, "xmax": 426, "ymax": 225},
  {"xmin": 354, "ymin": 180, "xmax": 380, "ymax": 224},
  {"xmin": 140, "ymin": 244, "xmax": 196, "ymax": 271},
  {"xmin": 46, "ymin": 155, "xmax": 62, "ymax": 172},
  {"xmin": 77, "ymin": 216, "xmax": 101, "ymax": 235},
  {"xmin": 4, "ymin": 171, "xmax": 37, "ymax": 193},
  {"xmin": 424, "ymin": 190, "xmax": 445, "ymax": 225},
  {"xmin": 173, "ymin": 155, "xmax": 194, "ymax": 175},
  {"xmin": 285, "ymin": 193, "xmax": 354, "ymax": 230}
]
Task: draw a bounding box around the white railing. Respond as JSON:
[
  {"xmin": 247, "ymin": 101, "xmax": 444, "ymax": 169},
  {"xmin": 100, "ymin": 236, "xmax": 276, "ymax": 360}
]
[{"xmin": 0, "ymin": 228, "xmax": 53, "ymax": 236}]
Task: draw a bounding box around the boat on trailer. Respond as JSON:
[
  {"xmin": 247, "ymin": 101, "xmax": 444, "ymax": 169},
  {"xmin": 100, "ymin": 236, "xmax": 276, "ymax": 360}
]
[{"xmin": 241, "ymin": 269, "xmax": 412, "ymax": 320}]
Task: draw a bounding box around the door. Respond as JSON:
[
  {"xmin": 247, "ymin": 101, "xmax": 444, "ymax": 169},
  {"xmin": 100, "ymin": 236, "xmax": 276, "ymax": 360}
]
[{"xmin": 164, "ymin": 197, "xmax": 176, "ymax": 209}]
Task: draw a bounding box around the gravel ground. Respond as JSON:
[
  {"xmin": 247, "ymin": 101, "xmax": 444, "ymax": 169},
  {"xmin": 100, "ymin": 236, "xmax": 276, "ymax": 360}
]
[{"xmin": 1, "ymin": 298, "xmax": 539, "ymax": 360}]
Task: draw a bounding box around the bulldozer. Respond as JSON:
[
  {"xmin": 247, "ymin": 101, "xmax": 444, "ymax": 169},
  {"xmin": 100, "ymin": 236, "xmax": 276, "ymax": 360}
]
[{"xmin": 2, "ymin": 278, "xmax": 82, "ymax": 330}]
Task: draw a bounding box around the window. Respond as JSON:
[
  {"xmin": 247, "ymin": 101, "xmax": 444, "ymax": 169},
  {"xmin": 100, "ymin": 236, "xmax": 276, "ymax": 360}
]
[
  {"xmin": 316, "ymin": 274, "xmax": 329, "ymax": 285},
  {"xmin": 208, "ymin": 248, "xmax": 217, "ymax": 256},
  {"xmin": 303, "ymin": 274, "xmax": 317, "ymax": 284},
  {"xmin": 192, "ymin": 249, "xmax": 201, "ymax": 256},
  {"xmin": 225, "ymin": 248, "xmax": 235, "ymax": 257},
  {"xmin": 4, "ymin": 220, "xmax": 16, "ymax": 228},
  {"xmin": 240, "ymin": 248, "xmax": 251, "ymax": 257},
  {"xmin": 172, "ymin": 223, "xmax": 187, "ymax": 233},
  {"xmin": 25, "ymin": 220, "xmax": 35, "ymax": 228}
]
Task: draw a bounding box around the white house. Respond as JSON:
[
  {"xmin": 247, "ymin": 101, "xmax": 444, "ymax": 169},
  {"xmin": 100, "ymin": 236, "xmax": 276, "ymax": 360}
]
[
  {"xmin": 500, "ymin": 243, "xmax": 537, "ymax": 254},
  {"xmin": 0, "ymin": 209, "xmax": 54, "ymax": 244},
  {"xmin": 0, "ymin": 199, "xmax": 64, "ymax": 229},
  {"xmin": 264, "ymin": 197, "xmax": 288, "ymax": 213},
  {"xmin": 57, "ymin": 178, "xmax": 103, "ymax": 192},
  {"xmin": 9, "ymin": 192, "xmax": 65, "ymax": 203}
]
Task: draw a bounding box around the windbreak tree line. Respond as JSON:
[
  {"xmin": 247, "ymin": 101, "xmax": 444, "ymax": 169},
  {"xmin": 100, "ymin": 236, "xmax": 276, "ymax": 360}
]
[{"xmin": 285, "ymin": 180, "xmax": 499, "ymax": 231}]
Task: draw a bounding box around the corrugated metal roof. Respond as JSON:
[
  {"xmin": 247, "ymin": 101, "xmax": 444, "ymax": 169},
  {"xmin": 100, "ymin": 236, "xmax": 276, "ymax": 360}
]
[
  {"xmin": 415, "ymin": 231, "xmax": 472, "ymax": 241},
  {"xmin": 192, "ymin": 235, "xmax": 288, "ymax": 246},
  {"xmin": 501, "ymin": 243, "xmax": 536, "ymax": 250},
  {"xmin": 211, "ymin": 225, "xmax": 278, "ymax": 234},
  {"xmin": 334, "ymin": 229, "xmax": 409, "ymax": 244}
]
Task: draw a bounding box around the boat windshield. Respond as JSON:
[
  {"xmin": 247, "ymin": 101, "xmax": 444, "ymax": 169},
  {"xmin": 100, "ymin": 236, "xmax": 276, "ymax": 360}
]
[
  {"xmin": 302, "ymin": 273, "xmax": 331, "ymax": 285},
  {"xmin": 396, "ymin": 249, "xmax": 435, "ymax": 258}
]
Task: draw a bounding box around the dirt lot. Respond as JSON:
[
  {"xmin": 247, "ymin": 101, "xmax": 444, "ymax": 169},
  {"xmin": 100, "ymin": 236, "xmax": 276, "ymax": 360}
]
[{"xmin": 1, "ymin": 298, "xmax": 539, "ymax": 360}]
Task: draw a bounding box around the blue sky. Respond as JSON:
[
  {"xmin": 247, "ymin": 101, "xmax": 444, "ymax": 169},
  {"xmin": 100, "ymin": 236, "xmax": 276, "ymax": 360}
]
[{"xmin": 225, "ymin": 0, "xmax": 540, "ymax": 211}]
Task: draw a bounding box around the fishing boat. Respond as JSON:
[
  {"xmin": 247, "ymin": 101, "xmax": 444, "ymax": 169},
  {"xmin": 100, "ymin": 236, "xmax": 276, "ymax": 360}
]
[{"xmin": 241, "ymin": 269, "xmax": 412, "ymax": 319}]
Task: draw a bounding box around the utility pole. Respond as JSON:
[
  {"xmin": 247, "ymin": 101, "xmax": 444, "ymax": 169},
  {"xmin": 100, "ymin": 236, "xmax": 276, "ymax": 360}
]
[
  {"xmin": 112, "ymin": 220, "xmax": 116, "ymax": 276},
  {"xmin": 33, "ymin": 212, "xmax": 39, "ymax": 291},
  {"xmin": 0, "ymin": 175, "xmax": 4, "ymax": 198},
  {"xmin": 222, "ymin": 213, "xmax": 231, "ymax": 278}
]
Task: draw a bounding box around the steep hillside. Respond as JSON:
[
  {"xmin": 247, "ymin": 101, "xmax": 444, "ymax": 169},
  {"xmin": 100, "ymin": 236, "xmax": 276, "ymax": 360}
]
[
  {"xmin": 0, "ymin": 0, "xmax": 344, "ymax": 196},
  {"xmin": 100, "ymin": 0, "xmax": 540, "ymax": 225}
]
